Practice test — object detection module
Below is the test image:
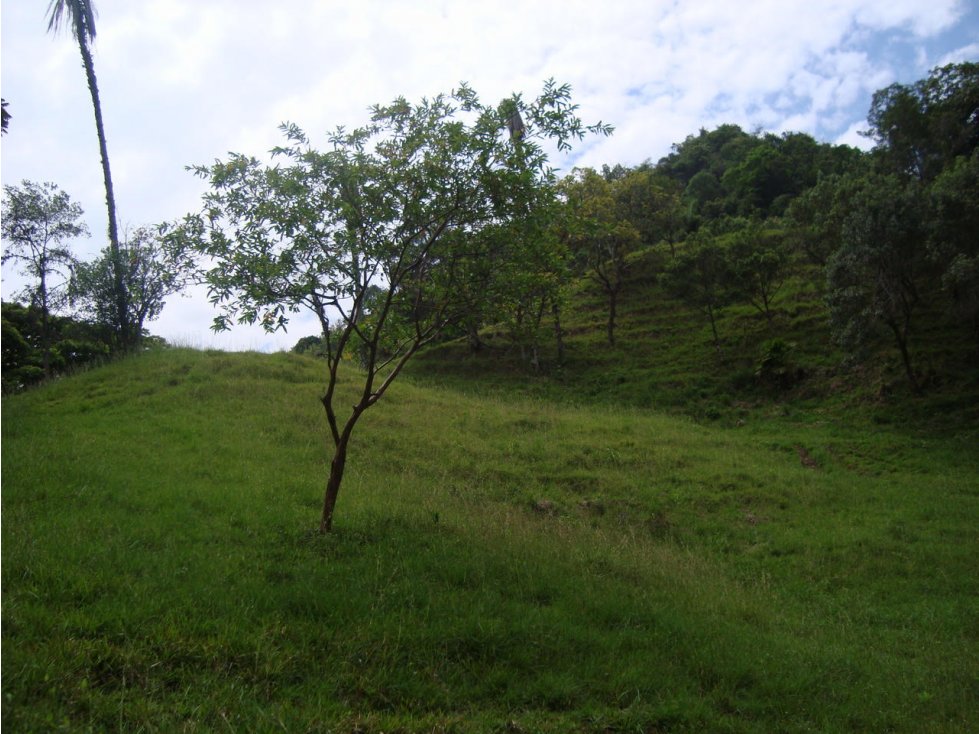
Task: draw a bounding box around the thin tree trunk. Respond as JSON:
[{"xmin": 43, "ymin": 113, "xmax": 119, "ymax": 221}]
[
  {"xmin": 467, "ymin": 322, "xmax": 483, "ymax": 352},
  {"xmin": 551, "ymin": 299, "xmax": 564, "ymax": 364},
  {"xmin": 707, "ymin": 304, "xmax": 721, "ymax": 350},
  {"xmin": 889, "ymin": 321, "xmax": 920, "ymax": 394},
  {"xmin": 320, "ymin": 402, "xmax": 365, "ymax": 533},
  {"xmin": 320, "ymin": 435, "xmax": 350, "ymax": 533},
  {"xmin": 606, "ymin": 289, "xmax": 617, "ymax": 346},
  {"xmin": 39, "ymin": 270, "xmax": 51, "ymax": 376},
  {"xmin": 78, "ymin": 39, "xmax": 128, "ymax": 349}
]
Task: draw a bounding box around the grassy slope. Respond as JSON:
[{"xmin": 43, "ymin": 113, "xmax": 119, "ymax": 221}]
[{"xmin": 3, "ymin": 347, "xmax": 977, "ymax": 732}]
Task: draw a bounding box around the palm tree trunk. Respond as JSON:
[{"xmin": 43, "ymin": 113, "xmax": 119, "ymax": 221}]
[{"xmin": 78, "ymin": 39, "xmax": 128, "ymax": 349}]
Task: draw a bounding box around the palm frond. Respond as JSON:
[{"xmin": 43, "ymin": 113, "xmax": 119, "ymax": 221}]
[{"xmin": 46, "ymin": 0, "xmax": 98, "ymax": 43}]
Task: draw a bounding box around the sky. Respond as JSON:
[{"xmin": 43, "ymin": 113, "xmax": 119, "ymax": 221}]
[{"xmin": 2, "ymin": 0, "xmax": 977, "ymax": 352}]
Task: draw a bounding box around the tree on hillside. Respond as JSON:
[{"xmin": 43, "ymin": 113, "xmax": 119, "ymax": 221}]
[
  {"xmin": 663, "ymin": 232, "xmax": 736, "ymax": 349},
  {"xmin": 1, "ymin": 181, "xmax": 88, "ymax": 375},
  {"xmin": 70, "ymin": 226, "xmax": 184, "ymax": 345},
  {"xmin": 866, "ymin": 62, "xmax": 979, "ymax": 182},
  {"xmin": 559, "ymin": 167, "xmax": 640, "ymax": 347},
  {"xmin": 46, "ymin": 0, "xmax": 130, "ymax": 349},
  {"xmin": 826, "ymin": 174, "xmax": 930, "ymax": 392},
  {"xmin": 928, "ymin": 150, "xmax": 979, "ymax": 347},
  {"xmin": 656, "ymin": 124, "xmax": 759, "ymax": 185},
  {"xmin": 785, "ymin": 171, "xmax": 869, "ymax": 267},
  {"xmin": 167, "ymin": 81, "xmax": 611, "ymax": 533},
  {"xmin": 2, "ymin": 301, "xmax": 113, "ymax": 391},
  {"xmin": 613, "ymin": 167, "xmax": 685, "ymax": 255},
  {"xmin": 728, "ymin": 221, "xmax": 788, "ymax": 324}
]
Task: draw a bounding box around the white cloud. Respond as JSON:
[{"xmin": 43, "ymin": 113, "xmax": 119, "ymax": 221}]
[{"xmin": 938, "ymin": 42, "xmax": 979, "ymax": 67}]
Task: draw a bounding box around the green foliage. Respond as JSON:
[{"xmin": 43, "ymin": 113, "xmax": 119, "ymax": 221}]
[
  {"xmin": 785, "ymin": 170, "xmax": 869, "ymax": 266},
  {"xmin": 754, "ymin": 338, "xmax": 800, "ymax": 391},
  {"xmin": 70, "ymin": 225, "xmax": 183, "ymax": 349},
  {"xmin": 826, "ymin": 174, "xmax": 930, "ymax": 391},
  {"xmin": 168, "ymin": 80, "xmax": 610, "ymax": 530},
  {"xmin": 559, "ymin": 168, "xmax": 642, "ymax": 345},
  {"xmin": 291, "ymin": 334, "xmax": 326, "ymax": 356},
  {"xmin": 663, "ymin": 232, "xmax": 736, "ymax": 347},
  {"xmin": 1, "ymin": 301, "xmax": 114, "ymax": 392},
  {"xmin": 928, "ymin": 149, "xmax": 979, "ymax": 344},
  {"xmin": 867, "ymin": 62, "xmax": 979, "ymax": 181},
  {"xmin": 1, "ymin": 180, "xmax": 87, "ymax": 316},
  {"xmin": 728, "ymin": 222, "xmax": 789, "ymax": 323}
]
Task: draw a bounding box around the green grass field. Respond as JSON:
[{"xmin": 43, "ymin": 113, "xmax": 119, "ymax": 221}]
[{"xmin": 3, "ymin": 345, "xmax": 977, "ymax": 732}]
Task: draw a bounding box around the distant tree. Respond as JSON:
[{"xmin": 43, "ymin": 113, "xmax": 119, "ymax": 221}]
[
  {"xmin": 167, "ymin": 81, "xmax": 611, "ymax": 532},
  {"xmin": 663, "ymin": 232, "xmax": 736, "ymax": 349},
  {"xmin": 683, "ymin": 170, "xmax": 726, "ymax": 220},
  {"xmin": 928, "ymin": 150, "xmax": 979, "ymax": 347},
  {"xmin": 785, "ymin": 173, "xmax": 866, "ymax": 267},
  {"xmin": 46, "ymin": 0, "xmax": 130, "ymax": 349},
  {"xmin": 1, "ymin": 98, "xmax": 10, "ymax": 134},
  {"xmin": 70, "ymin": 226, "xmax": 183, "ymax": 347},
  {"xmin": 728, "ymin": 222, "xmax": 788, "ymax": 324},
  {"xmin": 866, "ymin": 62, "xmax": 979, "ymax": 182},
  {"xmin": 559, "ymin": 167, "xmax": 640, "ymax": 346},
  {"xmin": 657, "ymin": 124, "xmax": 759, "ymax": 185},
  {"xmin": 292, "ymin": 334, "xmax": 326, "ymax": 356},
  {"xmin": 826, "ymin": 174, "xmax": 930, "ymax": 392},
  {"xmin": 613, "ymin": 167, "xmax": 685, "ymax": 254},
  {"xmin": 487, "ymin": 215, "xmax": 569, "ymax": 369},
  {"xmin": 2, "ymin": 181, "xmax": 88, "ymax": 374}
]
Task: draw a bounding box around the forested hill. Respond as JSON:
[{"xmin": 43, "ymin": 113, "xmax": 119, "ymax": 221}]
[
  {"xmin": 401, "ymin": 62, "xmax": 979, "ymax": 432},
  {"xmin": 5, "ymin": 62, "xmax": 978, "ymax": 435}
]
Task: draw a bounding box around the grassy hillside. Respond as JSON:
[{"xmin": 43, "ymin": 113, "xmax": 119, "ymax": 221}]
[{"xmin": 3, "ymin": 347, "xmax": 977, "ymax": 732}]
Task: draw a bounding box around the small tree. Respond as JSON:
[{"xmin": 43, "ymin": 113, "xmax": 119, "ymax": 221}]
[
  {"xmin": 2, "ymin": 181, "xmax": 88, "ymax": 374},
  {"xmin": 168, "ymin": 81, "xmax": 610, "ymax": 532},
  {"xmin": 559, "ymin": 168, "xmax": 639, "ymax": 346},
  {"xmin": 663, "ymin": 232, "xmax": 736, "ymax": 349},
  {"xmin": 729, "ymin": 221, "xmax": 788, "ymax": 324},
  {"xmin": 70, "ymin": 226, "xmax": 183, "ymax": 346},
  {"xmin": 827, "ymin": 174, "xmax": 929, "ymax": 392}
]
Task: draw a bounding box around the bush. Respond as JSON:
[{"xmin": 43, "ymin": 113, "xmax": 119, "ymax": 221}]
[{"xmin": 755, "ymin": 338, "xmax": 802, "ymax": 391}]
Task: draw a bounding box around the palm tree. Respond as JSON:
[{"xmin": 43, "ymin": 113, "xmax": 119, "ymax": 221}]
[{"xmin": 46, "ymin": 0, "xmax": 130, "ymax": 348}]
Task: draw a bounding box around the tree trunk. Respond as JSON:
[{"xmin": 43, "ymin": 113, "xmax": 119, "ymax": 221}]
[
  {"xmin": 320, "ymin": 436, "xmax": 349, "ymax": 533},
  {"xmin": 890, "ymin": 321, "xmax": 921, "ymax": 394},
  {"xmin": 707, "ymin": 304, "xmax": 721, "ymax": 350},
  {"xmin": 319, "ymin": 402, "xmax": 364, "ymax": 533},
  {"xmin": 79, "ymin": 39, "xmax": 128, "ymax": 349},
  {"xmin": 467, "ymin": 323, "xmax": 483, "ymax": 352},
  {"xmin": 551, "ymin": 299, "xmax": 564, "ymax": 364},
  {"xmin": 39, "ymin": 271, "xmax": 51, "ymax": 377},
  {"xmin": 606, "ymin": 290, "xmax": 617, "ymax": 346}
]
